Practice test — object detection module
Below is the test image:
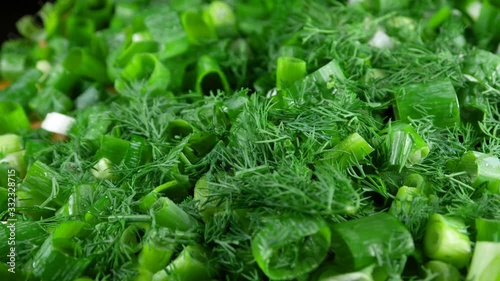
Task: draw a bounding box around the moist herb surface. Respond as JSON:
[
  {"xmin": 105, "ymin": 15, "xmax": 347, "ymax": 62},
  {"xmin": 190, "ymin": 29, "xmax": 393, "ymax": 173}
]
[{"xmin": 0, "ymin": 0, "xmax": 500, "ymax": 280}]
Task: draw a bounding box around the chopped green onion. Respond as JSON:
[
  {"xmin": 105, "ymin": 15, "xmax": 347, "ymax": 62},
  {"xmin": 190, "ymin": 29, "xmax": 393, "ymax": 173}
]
[
  {"xmin": 276, "ymin": 57, "xmax": 307, "ymax": 90},
  {"xmin": 0, "ymin": 101, "xmax": 31, "ymax": 134},
  {"xmin": 73, "ymin": 0, "xmax": 114, "ymax": 29},
  {"xmin": 474, "ymin": 0, "xmax": 500, "ymax": 48},
  {"xmin": 144, "ymin": 6, "xmax": 189, "ymax": 60},
  {"xmin": 320, "ymin": 133, "xmax": 375, "ymax": 169},
  {"xmin": 138, "ymin": 241, "xmax": 175, "ymax": 273},
  {"xmin": 368, "ymin": 30, "xmax": 393, "ymax": 49},
  {"xmin": 95, "ymin": 135, "xmax": 130, "ymax": 165},
  {"xmin": 475, "ymin": 218, "xmax": 500, "ymax": 242},
  {"xmin": 15, "ymin": 15, "xmax": 44, "ymax": 41},
  {"xmin": 0, "ymin": 151, "xmax": 26, "ymax": 177},
  {"xmin": 193, "ymin": 176, "xmax": 219, "ymax": 222},
  {"xmin": 382, "ymin": 122, "xmax": 429, "ymax": 169},
  {"xmin": 91, "ymin": 157, "xmax": 114, "ymax": 180},
  {"xmin": 117, "ymin": 53, "xmax": 171, "ymax": 95},
  {"xmin": 181, "ymin": 11, "xmax": 217, "ymax": 45},
  {"xmin": 0, "ymin": 69, "xmax": 42, "ymax": 109},
  {"xmin": 138, "ymin": 192, "xmax": 159, "ymax": 213},
  {"xmin": 251, "ymin": 215, "xmax": 331, "ymax": 280},
  {"xmin": 44, "ymin": 64, "xmax": 79, "ymax": 93},
  {"xmin": 63, "ymin": 48, "xmax": 110, "ymax": 84},
  {"xmin": 424, "ymin": 260, "xmax": 461, "ymax": 281},
  {"xmin": 0, "ymin": 134, "xmax": 22, "ymax": 158},
  {"xmin": 160, "ymin": 244, "xmax": 215, "ymax": 281},
  {"xmin": 120, "ymin": 224, "xmax": 146, "ymax": 254},
  {"xmin": 115, "ymin": 41, "xmax": 159, "ymax": 68},
  {"xmin": 390, "ymin": 186, "xmax": 422, "ymax": 215},
  {"xmin": 455, "ymin": 151, "xmax": 500, "ymax": 194},
  {"xmin": 462, "ymin": 48, "xmax": 500, "ymax": 85},
  {"xmin": 151, "ymin": 197, "xmax": 198, "ymax": 231},
  {"xmin": 41, "ymin": 112, "xmax": 76, "ymax": 136},
  {"xmin": 424, "ymin": 6, "xmax": 452, "ymax": 35},
  {"xmin": 278, "ymin": 45, "xmax": 306, "ymax": 59},
  {"xmin": 403, "ymin": 173, "xmax": 426, "ymax": 190},
  {"xmin": 84, "ymin": 193, "xmax": 112, "ymax": 225},
  {"xmin": 75, "ymin": 84, "xmax": 105, "ymax": 110},
  {"xmin": 153, "ymin": 176, "xmax": 190, "ymax": 202},
  {"xmin": 66, "ymin": 16, "xmax": 96, "ymax": 47},
  {"xmin": 22, "ymin": 160, "xmax": 65, "ymax": 206},
  {"xmin": 0, "ymin": 41, "xmax": 28, "ymax": 80},
  {"xmin": 466, "ymin": 241, "xmax": 500, "ymax": 281},
  {"xmin": 394, "ymin": 79, "xmax": 460, "ymax": 128},
  {"xmin": 330, "ymin": 213, "xmax": 414, "ymax": 271},
  {"xmin": 134, "ymin": 268, "xmax": 154, "ymax": 281},
  {"xmin": 303, "ymin": 59, "xmax": 346, "ymax": 91},
  {"xmin": 16, "ymin": 189, "xmax": 55, "ymax": 219},
  {"xmin": 423, "ymin": 214, "xmax": 472, "ymax": 268},
  {"xmin": 67, "ymin": 184, "xmax": 94, "ymax": 219},
  {"xmin": 166, "ymin": 119, "xmax": 193, "ymax": 139},
  {"xmin": 29, "ymin": 88, "xmax": 74, "ymax": 117},
  {"xmin": 0, "ymin": 220, "xmax": 48, "ymax": 258},
  {"xmin": 362, "ymin": 0, "xmax": 409, "ymax": 15},
  {"xmin": 29, "ymin": 230, "xmax": 92, "ymax": 281},
  {"xmin": 457, "ymin": 88, "xmax": 488, "ymax": 127},
  {"xmin": 123, "ymin": 135, "xmax": 152, "ymax": 168},
  {"xmin": 202, "ymin": 1, "xmax": 238, "ymax": 37},
  {"xmin": 195, "ymin": 55, "xmax": 230, "ymax": 95}
]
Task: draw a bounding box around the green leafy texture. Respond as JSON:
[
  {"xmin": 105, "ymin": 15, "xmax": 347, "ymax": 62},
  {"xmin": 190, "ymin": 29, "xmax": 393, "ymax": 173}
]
[{"xmin": 251, "ymin": 215, "xmax": 331, "ymax": 280}]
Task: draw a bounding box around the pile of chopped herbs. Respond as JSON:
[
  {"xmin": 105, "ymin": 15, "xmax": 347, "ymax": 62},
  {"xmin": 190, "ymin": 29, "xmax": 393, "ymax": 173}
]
[{"xmin": 1, "ymin": 0, "xmax": 500, "ymax": 280}]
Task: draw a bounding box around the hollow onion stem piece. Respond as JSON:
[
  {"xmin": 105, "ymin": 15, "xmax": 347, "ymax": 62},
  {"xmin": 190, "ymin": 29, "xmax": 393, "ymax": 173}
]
[
  {"xmin": 276, "ymin": 57, "xmax": 307, "ymax": 90},
  {"xmin": 423, "ymin": 214, "xmax": 471, "ymax": 269}
]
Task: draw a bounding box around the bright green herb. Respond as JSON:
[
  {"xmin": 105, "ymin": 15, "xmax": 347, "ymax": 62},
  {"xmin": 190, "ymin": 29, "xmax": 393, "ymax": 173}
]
[{"xmin": 1, "ymin": 0, "xmax": 500, "ymax": 280}]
